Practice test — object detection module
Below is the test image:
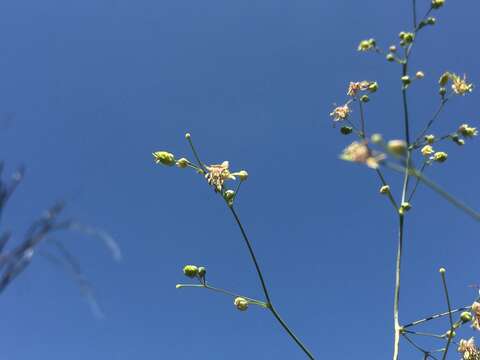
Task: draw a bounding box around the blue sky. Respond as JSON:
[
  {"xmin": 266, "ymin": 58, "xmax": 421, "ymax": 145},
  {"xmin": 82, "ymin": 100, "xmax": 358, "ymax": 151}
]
[{"xmin": 1, "ymin": 0, "xmax": 479, "ymax": 359}]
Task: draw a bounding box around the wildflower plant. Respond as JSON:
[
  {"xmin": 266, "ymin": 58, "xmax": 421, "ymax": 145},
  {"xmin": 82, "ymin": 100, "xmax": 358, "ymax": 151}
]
[
  {"xmin": 331, "ymin": 0, "xmax": 480, "ymax": 359},
  {"xmin": 154, "ymin": 1, "xmax": 479, "ymax": 359},
  {"xmin": 153, "ymin": 133, "xmax": 315, "ymax": 359}
]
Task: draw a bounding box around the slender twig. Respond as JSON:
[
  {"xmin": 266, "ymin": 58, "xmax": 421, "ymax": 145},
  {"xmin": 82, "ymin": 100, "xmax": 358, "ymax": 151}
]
[
  {"xmin": 412, "ymin": 98, "xmax": 449, "ymax": 148},
  {"xmin": 407, "ymin": 161, "xmax": 428, "ymax": 202},
  {"xmin": 393, "ymin": 213, "xmax": 404, "ymax": 360},
  {"xmin": 403, "ymin": 306, "xmax": 469, "ymax": 328},
  {"xmin": 440, "ymin": 270, "xmax": 453, "ymax": 360},
  {"xmin": 229, "ymin": 206, "xmax": 315, "ymax": 360},
  {"xmin": 385, "ymin": 162, "xmax": 480, "ymax": 222}
]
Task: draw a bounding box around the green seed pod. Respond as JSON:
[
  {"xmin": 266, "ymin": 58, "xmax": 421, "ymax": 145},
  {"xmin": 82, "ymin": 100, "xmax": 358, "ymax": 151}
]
[
  {"xmin": 152, "ymin": 151, "xmax": 176, "ymax": 166},
  {"xmin": 340, "ymin": 126, "xmax": 353, "ymax": 135},
  {"xmin": 460, "ymin": 311, "xmax": 473, "ymax": 323},
  {"xmin": 197, "ymin": 266, "xmax": 206, "ymax": 277},
  {"xmin": 183, "ymin": 265, "xmax": 199, "ymax": 278},
  {"xmin": 386, "ymin": 53, "xmax": 395, "ymax": 62}
]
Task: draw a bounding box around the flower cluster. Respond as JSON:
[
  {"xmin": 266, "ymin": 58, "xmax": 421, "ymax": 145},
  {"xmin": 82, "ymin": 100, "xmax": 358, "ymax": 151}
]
[
  {"xmin": 439, "ymin": 72, "xmax": 474, "ymax": 96},
  {"xmin": 458, "ymin": 338, "xmax": 480, "ymax": 360}
]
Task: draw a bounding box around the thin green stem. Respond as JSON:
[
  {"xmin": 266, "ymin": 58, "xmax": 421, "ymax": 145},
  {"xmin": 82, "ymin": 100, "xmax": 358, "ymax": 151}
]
[
  {"xmin": 403, "ymin": 330, "xmax": 445, "ymax": 339},
  {"xmin": 440, "ymin": 270, "xmax": 454, "ymax": 360},
  {"xmin": 375, "ymin": 169, "xmax": 399, "ymax": 210},
  {"xmin": 385, "ymin": 162, "xmax": 480, "ymax": 222},
  {"xmin": 393, "ymin": 214, "xmax": 404, "ymax": 360},
  {"xmin": 228, "ymin": 206, "xmax": 315, "ymax": 359},
  {"xmin": 412, "ymin": 98, "xmax": 449, "ymax": 148},
  {"xmin": 176, "ymin": 283, "xmax": 265, "ymax": 306},
  {"xmin": 186, "ymin": 134, "xmax": 207, "ymax": 173},
  {"xmin": 403, "ymin": 306, "xmax": 470, "ymax": 328},
  {"xmin": 358, "ymin": 98, "xmax": 366, "ymax": 138},
  {"xmin": 407, "ymin": 160, "xmax": 427, "ymax": 202}
]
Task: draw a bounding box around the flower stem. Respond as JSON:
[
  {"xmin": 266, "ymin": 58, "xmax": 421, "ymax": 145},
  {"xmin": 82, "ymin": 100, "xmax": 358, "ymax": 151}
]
[{"xmin": 228, "ymin": 206, "xmax": 315, "ymax": 360}]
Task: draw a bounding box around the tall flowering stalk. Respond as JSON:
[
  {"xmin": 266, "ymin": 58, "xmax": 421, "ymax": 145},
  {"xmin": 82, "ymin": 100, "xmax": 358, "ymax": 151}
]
[
  {"xmin": 153, "ymin": 134, "xmax": 315, "ymax": 359},
  {"xmin": 331, "ymin": 0, "xmax": 480, "ymax": 359}
]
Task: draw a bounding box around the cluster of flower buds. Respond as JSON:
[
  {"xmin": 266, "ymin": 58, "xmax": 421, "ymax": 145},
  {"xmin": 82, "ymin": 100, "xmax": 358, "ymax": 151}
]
[
  {"xmin": 357, "ymin": 38, "xmax": 376, "ymax": 52},
  {"xmin": 182, "ymin": 265, "xmax": 207, "ymax": 280}
]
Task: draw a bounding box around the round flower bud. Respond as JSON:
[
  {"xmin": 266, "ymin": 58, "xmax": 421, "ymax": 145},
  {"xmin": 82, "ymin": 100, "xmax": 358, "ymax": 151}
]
[
  {"xmin": 386, "ymin": 53, "xmax": 395, "ymax": 62},
  {"xmin": 197, "ymin": 266, "xmax": 206, "ymax": 277},
  {"xmin": 460, "ymin": 311, "xmax": 473, "ymax": 323},
  {"xmin": 176, "ymin": 158, "xmax": 189, "ymax": 168},
  {"xmin": 234, "ymin": 297, "xmax": 249, "ymax": 311},
  {"xmin": 401, "ymin": 76, "xmax": 411, "ymax": 86},
  {"xmin": 183, "ymin": 265, "xmax": 199, "ymax": 278},
  {"xmin": 421, "ymin": 145, "xmax": 434, "ymax": 157},
  {"xmin": 360, "ymin": 95, "xmax": 370, "ymax": 102},
  {"xmin": 153, "ymin": 151, "xmax": 176, "ymax": 166},
  {"xmin": 224, "ymin": 190, "xmax": 235, "ymax": 202},
  {"xmin": 425, "ymin": 134, "xmax": 435, "ymax": 144},
  {"xmin": 389, "ymin": 45, "xmax": 397, "ymax": 52},
  {"xmin": 388, "ymin": 140, "xmax": 407, "ymax": 156},
  {"xmin": 401, "ymin": 202, "xmax": 412, "ymax": 212},
  {"xmin": 427, "ymin": 17, "xmax": 436, "ymax": 25},
  {"xmin": 371, "ymin": 133, "xmax": 383, "ymax": 144},
  {"xmin": 433, "ymin": 151, "xmax": 448, "ymax": 163},
  {"xmin": 185, "ymin": 133, "xmax": 191, "ymax": 139},
  {"xmin": 445, "ymin": 330, "xmax": 455, "ymax": 339},
  {"xmin": 431, "ymin": 0, "xmax": 445, "ymax": 9},
  {"xmin": 236, "ymin": 170, "xmax": 249, "ymax": 181},
  {"xmin": 415, "ymin": 71, "xmax": 425, "ymax": 79},
  {"xmin": 340, "ymin": 126, "xmax": 353, "ymax": 135},
  {"xmin": 368, "ymin": 82, "xmax": 379, "ymax": 93},
  {"xmin": 439, "ymin": 87, "xmax": 447, "ymax": 96},
  {"xmin": 439, "ymin": 267, "xmax": 446, "ymax": 274},
  {"xmin": 399, "ymin": 31, "xmax": 406, "ymax": 39},
  {"xmin": 380, "ymin": 185, "xmax": 390, "ymax": 194},
  {"xmin": 403, "ymin": 32, "xmax": 414, "ymax": 44}
]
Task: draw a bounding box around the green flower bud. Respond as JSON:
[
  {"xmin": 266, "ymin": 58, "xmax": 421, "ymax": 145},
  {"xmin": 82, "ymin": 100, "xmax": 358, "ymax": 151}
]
[
  {"xmin": 197, "ymin": 266, "xmax": 206, "ymax": 277},
  {"xmin": 389, "ymin": 45, "xmax": 397, "ymax": 52},
  {"xmin": 388, "ymin": 139, "xmax": 407, "ymax": 156},
  {"xmin": 360, "ymin": 95, "xmax": 370, "ymax": 102},
  {"xmin": 402, "ymin": 32, "xmax": 414, "ymax": 44},
  {"xmin": 234, "ymin": 297, "xmax": 249, "ymax": 311},
  {"xmin": 183, "ymin": 265, "xmax": 199, "ymax": 278},
  {"xmin": 371, "ymin": 133, "xmax": 383, "ymax": 144},
  {"xmin": 433, "ymin": 151, "xmax": 448, "ymax": 162},
  {"xmin": 460, "ymin": 311, "xmax": 473, "ymax": 323},
  {"xmin": 439, "ymin": 72, "xmax": 450, "ymax": 86},
  {"xmin": 425, "ymin": 134, "xmax": 435, "ymax": 144},
  {"xmin": 439, "ymin": 267, "xmax": 446, "ymax": 274},
  {"xmin": 427, "ymin": 17, "xmax": 436, "ymax": 25},
  {"xmin": 224, "ymin": 190, "xmax": 235, "ymax": 202},
  {"xmin": 399, "ymin": 31, "xmax": 406, "ymax": 39},
  {"xmin": 368, "ymin": 82, "xmax": 379, "ymax": 93},
  {"xmin": 439, "ymin": 87, "xmax": 447, "ymax": 96},
  {"xmin": 340, "ymin": 126, "xmax": 353, "ymax": 135},
  {"xmin": 458, "ymin": 124, "xmax": 478, "ymax": 137},
  {"xmin": 380, "ymin": 185, "xmax": 390, "ymax": 194},
  {"xmin": 176, "ymin": 158, "xmax": 189, "ymax": 168},
  {"xmin": 386, "ymin": 53, "xmax": 395, "ymax": 62},
  {"xmin": 431, "ymin": 0, "xmax": 445, "ymax": 9},
  {"xmin": 236, "ymin": 170, "xmax": 249, "ymax": 181},
  {"xmin": 400, "ymin": 202, "xmax": 412, "ymax": 213},
  {"xmin": 401, "ymin": 76, "xmax": 411, "ymax": 86},
  {"xmin": 445, "ymin": 330, "xmax": 455, "ymax": 339},
  {"xmin": 358, "ymin": 38, "xmax": 376, "ymax": 52},
  {"xmin": 185, "ymin": 133, "xmax": 191, "ymax": 139},
  {"xmin": 415, "ymin": 71, "xmax": 425, "ymax": 79},
  {"xmin": 153, "ymin": 151, "xmax": 176, "ymax": 166}
]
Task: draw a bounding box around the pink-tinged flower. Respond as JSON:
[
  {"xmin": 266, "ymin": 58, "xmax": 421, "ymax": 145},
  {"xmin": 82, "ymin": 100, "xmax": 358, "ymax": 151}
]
[
  {"xmin": 347, "ymin": 81, "xmax": 370, "ymax": 97},
  {"xmin": 340, "ymin": 141, "xmax": 385, "ymax": 169},
  {"xmin": 330, "ymin": 104, "xmax": 351, "ymax": 121},
  {"xmin": 204, "ymin": 161, "xmax": 236, "ymax": 192},
  {"xmin": 472, "ymin": 302, "xmax": 480, "ymax": 331},
  {"xmin": 458, "ymin": 337, "xmax": 479, "ymax": 360}
]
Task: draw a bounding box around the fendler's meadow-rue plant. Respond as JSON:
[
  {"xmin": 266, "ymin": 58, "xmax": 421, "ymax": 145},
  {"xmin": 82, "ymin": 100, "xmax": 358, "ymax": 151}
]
[
  {"xmin": 153, "ymin": 133, "xmax": 316, "ymax": 359},
  {"xmin": 330, "ymin": 0, "xmax": 480, "ymax": 359}
]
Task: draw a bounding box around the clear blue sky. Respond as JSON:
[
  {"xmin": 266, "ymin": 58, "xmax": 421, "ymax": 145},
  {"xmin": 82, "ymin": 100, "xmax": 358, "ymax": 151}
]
[{"xmin": 1, "ymin": 0, "xmax": 479, "ymax": 359}]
